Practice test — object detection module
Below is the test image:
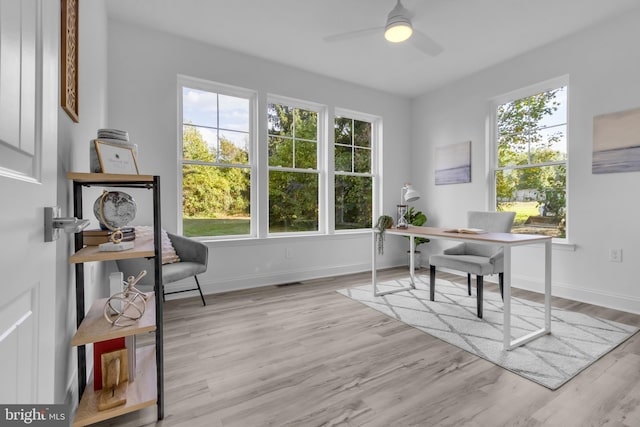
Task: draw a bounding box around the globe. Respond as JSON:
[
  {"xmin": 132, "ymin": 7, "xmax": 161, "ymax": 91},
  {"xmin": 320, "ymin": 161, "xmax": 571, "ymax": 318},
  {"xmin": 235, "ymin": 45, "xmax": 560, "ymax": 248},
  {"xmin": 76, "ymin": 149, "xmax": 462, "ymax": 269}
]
[{"xmin": 93, "ymin": 191, "xmax": 137, "ymax": 230}]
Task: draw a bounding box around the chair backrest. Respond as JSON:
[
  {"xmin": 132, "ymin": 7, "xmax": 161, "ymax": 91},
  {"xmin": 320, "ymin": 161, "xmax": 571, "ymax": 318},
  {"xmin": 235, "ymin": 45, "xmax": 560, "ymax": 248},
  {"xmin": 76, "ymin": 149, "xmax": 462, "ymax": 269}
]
[
  {"xmin": 465, "ymin": 211, "xmax": 516, "ymax": 257},
  {"xmin": 468, "ymin": 211, "xmax": 515, "ymax": 233}
]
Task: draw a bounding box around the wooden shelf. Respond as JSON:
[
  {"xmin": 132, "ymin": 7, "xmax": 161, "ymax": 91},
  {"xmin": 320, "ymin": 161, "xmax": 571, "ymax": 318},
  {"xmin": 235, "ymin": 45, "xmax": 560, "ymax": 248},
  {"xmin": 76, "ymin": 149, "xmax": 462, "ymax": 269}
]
[
  {"xmin": 69, "ymin": 236, "xmax": 155, "ymax": 264},
  {"xmin": 73, "ymin": 345, "xmax": 157, "ymax": 427},
  {"xmin": 72, "ymin": 293, "xmax": 156, "ymax": 346},
  {"xmin": 67, "ymin": 172, "xmax": 155, "ymax": 184}
]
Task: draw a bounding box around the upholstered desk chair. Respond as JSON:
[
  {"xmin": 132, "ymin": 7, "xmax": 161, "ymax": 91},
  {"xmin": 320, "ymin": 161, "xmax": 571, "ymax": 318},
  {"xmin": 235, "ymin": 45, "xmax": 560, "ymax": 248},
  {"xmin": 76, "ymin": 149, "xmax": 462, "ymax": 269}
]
[
  {"xmin": 116, "ymin": 232, "xmax": 208, "ymax": 306},
  {"xmin": 429, "ymin": 211, "xmax": 516, "ymax": 318}
]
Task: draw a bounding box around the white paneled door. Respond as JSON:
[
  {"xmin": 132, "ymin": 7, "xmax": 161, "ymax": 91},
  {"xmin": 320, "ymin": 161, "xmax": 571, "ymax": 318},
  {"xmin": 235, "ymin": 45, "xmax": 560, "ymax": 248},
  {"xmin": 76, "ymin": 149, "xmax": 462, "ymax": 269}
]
[{"xmin": 0, "ymin": 0, "xmax": 59, "ymax": 403}]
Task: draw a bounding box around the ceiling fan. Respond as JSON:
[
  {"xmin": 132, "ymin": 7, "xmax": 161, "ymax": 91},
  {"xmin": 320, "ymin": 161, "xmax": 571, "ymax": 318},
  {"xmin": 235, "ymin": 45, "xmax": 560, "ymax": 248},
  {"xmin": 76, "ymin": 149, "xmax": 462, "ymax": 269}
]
[{"xmin": 323, "ymin": 0, "xmax": 443, "ymax": 56}]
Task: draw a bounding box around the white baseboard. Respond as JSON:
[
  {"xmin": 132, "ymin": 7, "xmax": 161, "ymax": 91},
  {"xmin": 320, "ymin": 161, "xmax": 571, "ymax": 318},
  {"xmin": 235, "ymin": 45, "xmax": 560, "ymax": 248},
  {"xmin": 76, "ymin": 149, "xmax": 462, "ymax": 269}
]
[
  {"xmin": 510, "ymin": 273, "xmax": 640, "ymax": 315},
  {"xmin": 164, "ymin": 261, "xmax": 381, "ymax": 299}
]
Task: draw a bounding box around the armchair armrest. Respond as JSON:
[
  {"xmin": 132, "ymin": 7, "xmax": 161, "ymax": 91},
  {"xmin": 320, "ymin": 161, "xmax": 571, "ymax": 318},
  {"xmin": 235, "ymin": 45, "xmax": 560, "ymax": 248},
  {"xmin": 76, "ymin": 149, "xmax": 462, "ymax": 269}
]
[
  {"xmin": 488, "ymin": 247, "xmax": 504, "ymax": 265},
  {"xmin": 168, "ymin": 233, "xmax": 208, "ymax": 266},
  {"xmin": 443, "ymin": 243, "xmax": 467, "ymax": 255}
]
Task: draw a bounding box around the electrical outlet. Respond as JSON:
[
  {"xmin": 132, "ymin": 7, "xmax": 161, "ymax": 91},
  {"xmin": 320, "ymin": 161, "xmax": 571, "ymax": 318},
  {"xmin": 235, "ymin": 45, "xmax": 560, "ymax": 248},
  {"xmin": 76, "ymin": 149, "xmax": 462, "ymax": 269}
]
[
  {"xmin": 285, "ymin": 248, "xmax": 293, "ymax": 259},
  {"xmin": 609, "ymin": 248, "xmax": 622, "ymax": 263}
]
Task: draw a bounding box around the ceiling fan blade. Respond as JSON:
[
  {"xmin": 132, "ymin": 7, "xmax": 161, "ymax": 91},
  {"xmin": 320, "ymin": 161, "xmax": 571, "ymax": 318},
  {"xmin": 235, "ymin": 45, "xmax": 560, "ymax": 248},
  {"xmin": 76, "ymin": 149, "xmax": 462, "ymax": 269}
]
[
  {"xmin": 323, "ymin": 26, "xmax": 384, "ymax": 43},
  {"xmin": 410, "ymin": 30, "xmax": 443, "ymax": 56}
]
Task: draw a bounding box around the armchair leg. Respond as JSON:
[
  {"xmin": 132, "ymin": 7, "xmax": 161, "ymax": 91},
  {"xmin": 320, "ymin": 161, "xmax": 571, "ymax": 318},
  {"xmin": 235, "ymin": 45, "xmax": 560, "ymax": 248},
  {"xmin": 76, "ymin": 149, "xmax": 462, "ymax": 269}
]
[
  {"xmin": 194, "ymin": 275, "xmax": 206, "ymax": 306},
  {"xmin": 429, "ymin": 265, "xmax": 436, "ymax": 301},
  {"xmin": 499, "ymin": 273, "xmax": 504, "ymax": 301},
  {"xmin": 467, "ymin": 274, "xmax": 471, "ymax": 296},
  {"xmin": 476, "ymin": 275, "xmax": 483, "ymax": 318}
]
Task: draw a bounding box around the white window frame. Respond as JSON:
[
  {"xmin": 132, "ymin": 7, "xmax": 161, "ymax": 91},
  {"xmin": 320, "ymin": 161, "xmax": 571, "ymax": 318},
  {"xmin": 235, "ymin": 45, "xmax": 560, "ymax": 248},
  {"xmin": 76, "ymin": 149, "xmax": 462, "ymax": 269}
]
[
  {"xmin": 333, "ymin": 108, "xmax": 380, "ymax": 233},
  {"xmin": 266, "ymin": 94, "xmax": 327, "ymax": 236},
  {"xmin": 488, "ymin": 75, "xmax": 569, "ymax": 242},
  {"xmin": 177, "ymin": 75, "xmax": 257, "ymax": 239}
]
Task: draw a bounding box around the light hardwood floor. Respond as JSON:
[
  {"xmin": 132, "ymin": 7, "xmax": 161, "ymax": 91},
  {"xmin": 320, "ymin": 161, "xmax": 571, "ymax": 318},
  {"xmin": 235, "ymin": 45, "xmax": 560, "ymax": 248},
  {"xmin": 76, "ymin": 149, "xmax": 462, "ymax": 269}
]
[{"xmin": 94, "ymin": 268, "xmax": 640, "ymax": 427}]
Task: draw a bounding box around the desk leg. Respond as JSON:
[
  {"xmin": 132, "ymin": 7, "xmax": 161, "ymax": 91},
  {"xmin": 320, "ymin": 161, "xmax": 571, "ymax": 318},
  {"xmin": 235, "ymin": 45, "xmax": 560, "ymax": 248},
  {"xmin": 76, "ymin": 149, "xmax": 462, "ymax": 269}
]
[
  {"xmin": 544, "ymin": 239, "xmax": 552, "ymax": 332},
  {"xmin": 503, "ymin": 245, "xmax": 512, "ymax": 350},
  {"xmin": 372, "ymin": 230, "xmax": 378, "ymax": 296},
  {"xmin": 372, "ymin": 230, "xmax": 416, "ymax": 297},
  {"xmin": 409, "ymin": 236, "xmax": 416, "ymax": 288},
  {"xmin": 505, "ymin": 240, "xmax": 552, "ymax": 350}
]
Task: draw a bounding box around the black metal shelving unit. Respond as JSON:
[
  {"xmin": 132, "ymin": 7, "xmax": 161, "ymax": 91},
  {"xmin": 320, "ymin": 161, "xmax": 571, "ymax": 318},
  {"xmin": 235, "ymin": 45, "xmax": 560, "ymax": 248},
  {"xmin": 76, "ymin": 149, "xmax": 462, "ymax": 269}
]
[{"xmin": 69, "ymin": 173, "xmax": 163, "ymax": 425}]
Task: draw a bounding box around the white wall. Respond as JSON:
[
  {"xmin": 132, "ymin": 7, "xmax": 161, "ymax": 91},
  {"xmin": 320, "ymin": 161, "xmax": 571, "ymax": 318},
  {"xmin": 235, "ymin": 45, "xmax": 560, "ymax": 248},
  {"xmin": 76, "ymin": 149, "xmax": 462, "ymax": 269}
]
[
  {"xmin": 106, "ymin": 21, "xmax": 412, "ymax": 294},
  {"xmin": 411, "ymin": 8, "xmax": 640, "ymax": 313},
  {"xmin": 56, "ymin": 0, "xmax": 109, "ymax": 404}
]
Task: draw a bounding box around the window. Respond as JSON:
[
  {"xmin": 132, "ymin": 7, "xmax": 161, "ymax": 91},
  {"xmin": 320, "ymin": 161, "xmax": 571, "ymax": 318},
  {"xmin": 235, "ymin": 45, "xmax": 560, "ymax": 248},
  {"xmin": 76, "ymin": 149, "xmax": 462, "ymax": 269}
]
[
  {"xmin": 267, "ymin": 99, "xmax": 322, "ymax": 233},
  {"xmin": 179, "ymin": 79, "xmax": 254, "ymax": 237},
  {"xmin": 334, "ymin": 114, "xmax": 374, "ymax": 230},
  {"xmin": 179, "ymin": 76, "xmax": 380, "ymax": 239},
  {"xmin": 493, "ymin": 79, "xmax": 567, "ymax": 238}
]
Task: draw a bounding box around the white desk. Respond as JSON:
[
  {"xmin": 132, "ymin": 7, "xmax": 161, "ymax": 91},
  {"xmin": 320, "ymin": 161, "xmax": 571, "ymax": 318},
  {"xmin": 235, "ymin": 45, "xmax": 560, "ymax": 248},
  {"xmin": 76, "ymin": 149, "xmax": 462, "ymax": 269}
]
[{"xmin": 371, "ymin": 225, "xmax": 552, "ymax": 351}]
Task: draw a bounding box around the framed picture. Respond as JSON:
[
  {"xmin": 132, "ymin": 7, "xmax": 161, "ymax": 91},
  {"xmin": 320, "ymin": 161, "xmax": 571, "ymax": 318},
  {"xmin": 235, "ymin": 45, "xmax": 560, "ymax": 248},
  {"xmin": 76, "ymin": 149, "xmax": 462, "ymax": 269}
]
[
  {"xmin": 61, "ymin": 0, "xmax": 79, "ymax": 122},
  {"xmin": 592, "ymin": 106, "xmax": 640, "ymax": 174},
  {"xmin": 435, "ymin": 141, "xmax": 471, "ymax": 185},
  {"xmin": 95, "ymin": 140, "xmax": 140, "ymax": 174}
]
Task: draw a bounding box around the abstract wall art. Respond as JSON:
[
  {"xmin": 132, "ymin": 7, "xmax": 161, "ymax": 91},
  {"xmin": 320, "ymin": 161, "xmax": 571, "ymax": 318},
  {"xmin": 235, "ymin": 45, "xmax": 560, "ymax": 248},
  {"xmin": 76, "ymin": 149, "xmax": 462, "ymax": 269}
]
[
  {"xmin": 435, "ymin": 141, "xmax": 471, "ymax": 185},
  {"xmin": 593, "ymin": 107, "xmax": 640, "ymax": 174}
]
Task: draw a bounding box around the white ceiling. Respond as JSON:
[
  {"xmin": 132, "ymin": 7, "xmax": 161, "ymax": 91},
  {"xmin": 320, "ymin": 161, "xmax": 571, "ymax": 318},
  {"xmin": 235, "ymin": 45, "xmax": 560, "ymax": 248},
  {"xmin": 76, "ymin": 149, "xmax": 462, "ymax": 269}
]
[{"xmin": 105, "ymin": 0, "xmax": 640, "ymax": 97}]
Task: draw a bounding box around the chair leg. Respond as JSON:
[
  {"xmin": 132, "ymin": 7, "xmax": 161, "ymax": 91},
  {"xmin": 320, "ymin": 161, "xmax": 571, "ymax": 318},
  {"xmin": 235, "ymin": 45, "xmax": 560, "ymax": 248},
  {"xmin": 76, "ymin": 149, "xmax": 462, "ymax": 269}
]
[
  {"xmin": 467, "ymin": 273, "xmax": 471, "ymax": 296},
  {"xmin": 499, "ymin": 273, "xmax": 504, "ymax": 301},
  {"xmin": 194, "ymin": 275, "xmax": 206, "ymax": 306},
  {"xmin": 476, "ymin": 275, "xmax": 483, "ymax": 318},
  {"xmin": 429, "ymin": 265, "xmax": 436, "ymax": 301}
]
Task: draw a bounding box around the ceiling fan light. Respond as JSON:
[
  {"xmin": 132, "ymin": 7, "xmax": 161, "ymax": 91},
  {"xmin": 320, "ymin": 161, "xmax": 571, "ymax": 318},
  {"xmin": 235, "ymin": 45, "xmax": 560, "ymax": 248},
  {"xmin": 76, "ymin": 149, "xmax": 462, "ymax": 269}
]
[{"xmin": 384, "ymin": 20, "xmax": 413, "ymax": 43}]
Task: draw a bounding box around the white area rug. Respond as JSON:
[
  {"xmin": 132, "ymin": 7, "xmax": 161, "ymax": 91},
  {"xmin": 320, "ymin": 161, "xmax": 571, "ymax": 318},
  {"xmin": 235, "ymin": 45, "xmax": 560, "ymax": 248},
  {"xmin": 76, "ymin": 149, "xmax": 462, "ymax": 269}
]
[{"xmin": 337, "ymin": 275, "xmax": 638, "ymax": 390}]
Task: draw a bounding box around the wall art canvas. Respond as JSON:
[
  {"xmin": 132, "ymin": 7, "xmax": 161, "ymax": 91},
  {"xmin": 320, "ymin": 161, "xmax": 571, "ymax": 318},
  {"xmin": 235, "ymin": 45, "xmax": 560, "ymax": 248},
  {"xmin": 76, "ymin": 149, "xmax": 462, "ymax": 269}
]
[
  {"xmin": 592, "ymin": 107, "xmax": 640, "ymax": 174},
  {"xmin": 435, "ymin": 141, "xmax": 471, "ymax": 185}
]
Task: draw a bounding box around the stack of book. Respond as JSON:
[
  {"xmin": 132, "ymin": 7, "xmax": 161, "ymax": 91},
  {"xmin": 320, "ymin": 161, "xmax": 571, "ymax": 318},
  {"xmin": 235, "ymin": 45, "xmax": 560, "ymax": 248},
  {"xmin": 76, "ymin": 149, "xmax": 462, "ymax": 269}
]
[{"xmin": 83, "ymin": 227, "xmax": 135, "ymax": 246}]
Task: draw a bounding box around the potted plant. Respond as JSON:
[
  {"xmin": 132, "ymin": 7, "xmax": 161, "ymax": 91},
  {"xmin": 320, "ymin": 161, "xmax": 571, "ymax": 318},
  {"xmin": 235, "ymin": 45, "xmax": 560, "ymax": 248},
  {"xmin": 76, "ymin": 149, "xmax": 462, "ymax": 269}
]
[
  {"xmin": 406, "ymin": 207, "xmax": 429, "ymax": 269},
  {"xmin": 375, "ymin": 215, "xmax": 394, "ymax": 255}
]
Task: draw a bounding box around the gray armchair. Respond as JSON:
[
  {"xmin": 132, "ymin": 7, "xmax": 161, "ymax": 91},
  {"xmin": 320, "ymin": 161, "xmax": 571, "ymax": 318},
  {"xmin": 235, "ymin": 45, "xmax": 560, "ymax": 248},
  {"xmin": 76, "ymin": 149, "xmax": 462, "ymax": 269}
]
[
  {"xmin": 116, "ymin": 232, "xmax": 208, "ymax": 306},
  {"xmin": 429, "ymin": 211, "xmax": 515, "ymax": 318}
]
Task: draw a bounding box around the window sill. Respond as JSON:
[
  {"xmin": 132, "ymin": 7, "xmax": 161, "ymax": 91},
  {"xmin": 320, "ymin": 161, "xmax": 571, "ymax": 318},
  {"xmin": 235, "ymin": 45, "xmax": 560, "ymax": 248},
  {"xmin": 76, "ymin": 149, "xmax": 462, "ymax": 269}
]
[{"xmin": 552, "ymin": 239, "xmax": 576, "ymax": 251}]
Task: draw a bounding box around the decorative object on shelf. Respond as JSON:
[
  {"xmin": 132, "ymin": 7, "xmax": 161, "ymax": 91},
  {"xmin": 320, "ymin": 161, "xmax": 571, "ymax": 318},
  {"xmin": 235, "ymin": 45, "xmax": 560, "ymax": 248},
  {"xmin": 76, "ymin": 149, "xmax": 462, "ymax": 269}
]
[
  {"xmin": 94, "ymin": 140, "xmax": 139, "ymax": 174},
  {"xmin": 90, "ymin": 129, "xmax": 138, "ymax": 173},
  {"xmin": 93, "ymin": 338, "xmax": 126, "ymax": 390},
  {"xmin": 103, "ymin": 271, "xmax": 148, "ymax": 327},
  {"xmin": 374, "ymin": 215, "xmax": 394, "ymax": 255},
  {"xmin": 61, "ymin": 0, "xmax": 79, "ymax": 122},
  {"xmin": 396, "ymin": 204, "xmax": 408, "ymax": 228},
  {"xmin": 94, "ymin": 190, "xmax": 137, "ymax": 251},
  {"xmin": 83, "ymin": 227, "xmax": 135, "ymax": 246},
  {"xmin": 98, "ymin": 128, "xmax": 129, "ymax": 141},
  {"xmin": 397, "ymin": 182, "xmax": 421, "ymax": 229},
  {"xmin": 98, "ymin": 349, "xmax": 128, "ymax": 411},
  {"xmin": 435, "ymin": 141, "xmax": 471, "ymax": 185}
]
